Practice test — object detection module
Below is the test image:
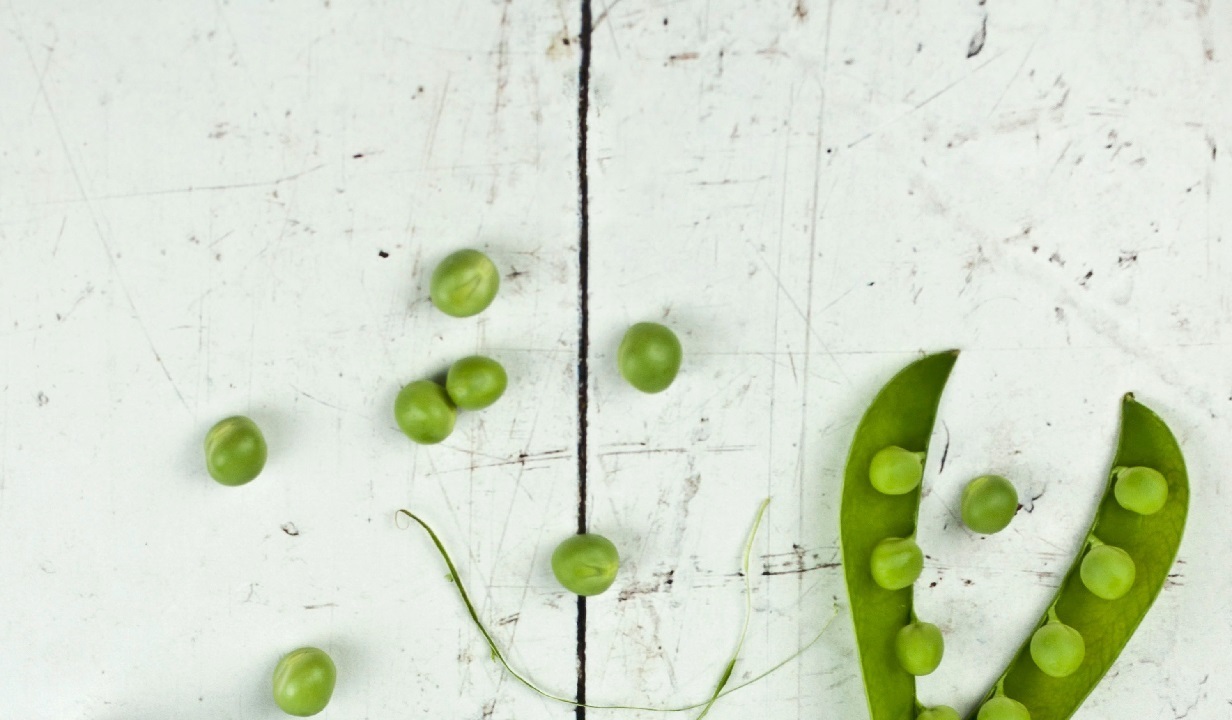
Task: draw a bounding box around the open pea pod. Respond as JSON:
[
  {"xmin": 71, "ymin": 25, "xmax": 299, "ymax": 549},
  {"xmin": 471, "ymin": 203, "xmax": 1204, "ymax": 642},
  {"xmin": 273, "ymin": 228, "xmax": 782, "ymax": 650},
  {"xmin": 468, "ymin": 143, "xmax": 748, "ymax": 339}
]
[
  {"xmin": 840, "ymin": 351, "xmax": 959, "ymax": 720},
  {"xmin": 967, "ymin": 394, "xmax": 1189, "ymax": 719}
]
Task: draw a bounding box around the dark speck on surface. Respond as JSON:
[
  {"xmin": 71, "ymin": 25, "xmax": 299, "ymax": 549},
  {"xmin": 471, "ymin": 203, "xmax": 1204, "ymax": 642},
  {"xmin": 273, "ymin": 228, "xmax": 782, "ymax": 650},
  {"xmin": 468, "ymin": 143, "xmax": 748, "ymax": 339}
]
[{"xmin": 378, "ymin": 250, "xmax": 390, "ymax": 258}]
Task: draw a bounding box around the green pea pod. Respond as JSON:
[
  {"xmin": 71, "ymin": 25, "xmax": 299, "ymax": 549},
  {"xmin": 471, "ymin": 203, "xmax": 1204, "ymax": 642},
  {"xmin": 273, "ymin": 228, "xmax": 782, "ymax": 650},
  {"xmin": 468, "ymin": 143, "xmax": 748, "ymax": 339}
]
[
  {"xmin": 841, "ymin": 351, "xmax": 959, "ymax": 720},
  {"xmin": 967, "ymin": 394, "xmax": 1189, "ymax": 719}
]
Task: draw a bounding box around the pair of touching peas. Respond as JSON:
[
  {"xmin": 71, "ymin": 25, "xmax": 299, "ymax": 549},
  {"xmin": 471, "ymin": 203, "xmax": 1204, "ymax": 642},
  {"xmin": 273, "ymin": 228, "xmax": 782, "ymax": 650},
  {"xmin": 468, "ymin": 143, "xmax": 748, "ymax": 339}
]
[{"xmin": 842, "ymin": 352, "xmax": 1188, "ymax": 720}]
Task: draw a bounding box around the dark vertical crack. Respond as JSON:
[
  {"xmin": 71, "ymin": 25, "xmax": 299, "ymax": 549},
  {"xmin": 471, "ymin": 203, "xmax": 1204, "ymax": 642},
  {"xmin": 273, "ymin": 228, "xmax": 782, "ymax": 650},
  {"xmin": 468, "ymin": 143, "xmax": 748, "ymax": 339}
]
[{"xmin": 575, "ymin": 0, "xmax": 593, "ymax": 718}]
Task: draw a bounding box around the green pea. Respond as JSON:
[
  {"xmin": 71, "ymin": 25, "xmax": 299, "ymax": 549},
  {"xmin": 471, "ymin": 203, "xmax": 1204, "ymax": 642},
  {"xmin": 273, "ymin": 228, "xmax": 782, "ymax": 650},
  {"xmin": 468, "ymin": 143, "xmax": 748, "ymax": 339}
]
[
  {"xmin": 551, "ymin": 533, "xmax": 619, "ymax": 596},
  {"xmin": 976, "ymin": 696, "xmax": 1030, "ymax": 720},
  {"xmin": 272, "ymin": 647, "xmax": 336, "ymax": 717},
  {"xmin": 917, "ymin": 707, "xmax": 961, "ymax": 720},
  {"xmin": 617, "ymin": 322, "xmax": 682, "ymax": 393},
  {"xmin": 1080, "ymin": 544, "xmax": 1136, "ymax": 600},
  {"xmin": 869, "ymin": 537, "xmax": 924, "ymax": 591},
  {"xmin": 430, "ymin": 249, "xmax": 500, "ymax": 317},
  {"xmin": 1029, "ymin": 619, "xmax": 1085, "ymax": 678},
  {"xmin": 204, "ymin": 415, "xmax": 267, "ymax": 486},
  {"xmin": 445, "ymin": 355, "xmax": 508, "ymax": 410},
  {"xmin": 961, "ymin": 474, "xmax": 1018, "ymax": 534},
  {"xmin": 894, "ymin": 621, "xmax": 943, "ymax": 676},
  {"xmin": 1113, "ymin": 465, "xmax": 1168, "ymax": 515},
  {"xmin": 868, "ymin": 445, "xmax": 925, "ymax": 495},
  {"xmin": 840, "ymin": 352, "xmax": 957, "ymax": 720},
  {"xmin": 394, "ymin": 380, "xmax": 456, "ymax": 444}
]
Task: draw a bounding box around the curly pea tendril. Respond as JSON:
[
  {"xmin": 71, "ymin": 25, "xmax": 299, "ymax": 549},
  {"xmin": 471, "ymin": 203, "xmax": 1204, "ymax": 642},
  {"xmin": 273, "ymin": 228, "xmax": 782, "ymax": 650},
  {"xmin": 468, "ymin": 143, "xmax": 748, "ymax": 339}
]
[{"xmin": 397, "ymin": 499, "xmax": 837, "ymax": 717}]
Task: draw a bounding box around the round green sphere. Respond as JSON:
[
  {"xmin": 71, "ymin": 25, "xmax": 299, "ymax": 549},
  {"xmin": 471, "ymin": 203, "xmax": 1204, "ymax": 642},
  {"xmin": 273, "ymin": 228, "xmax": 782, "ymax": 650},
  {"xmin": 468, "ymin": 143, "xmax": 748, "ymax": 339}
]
[
  {"xmin": 869, "ymin": 446, "xmax": 924, "ymax": 495},
  {"xmin": 272, "ymin": 647, "xmax": 336, "ymax": 717},
  {"xmin": 895, "ymin": 621, "xmax": 944, "ymax": 676},
  {"xmin": 617, "ymin": 322, "xmax": 683, "ymax": 393},
  {"xmin": 430, "ymin": 249, "xmax": 500, "ymax": 317},
  {"xmin": 1030, "ymin": 621, "xmax": 1085, "ymax": 678},
  {"xmin": 551, "ymin": 533, "xmax": 620, "ymax": 596},
  {"xmin": 961, "ymin": 475, "xmax": 1019, "ymax": 534},
  {"xmin": 976, "ymin": 696, "xmax": 1031, "ymax": 720},
  {"xmin": 394, "ymin": 380, "xmax": 456, "ymax": 444},
  {"xmin": 1114, "ymin": 466, "xmax": 1168, "ymax": 515},
  {"xmin": 869, "ymin": 537, "xmax": 924, "ymax": 591},
  {"xmin": 204, "ymin": 415, "xmax": 267, "ymax": 486},
  {"xmin": 446, "ymin": 355, "xmax": 508, "ymax": 410},
  {"xmin": 1080, "ymin": 544, "xmax": 1136, "ymax": 600},
  {"xmin": 918, "ymin": 707, "xmax": 961, "ymax": 720}
]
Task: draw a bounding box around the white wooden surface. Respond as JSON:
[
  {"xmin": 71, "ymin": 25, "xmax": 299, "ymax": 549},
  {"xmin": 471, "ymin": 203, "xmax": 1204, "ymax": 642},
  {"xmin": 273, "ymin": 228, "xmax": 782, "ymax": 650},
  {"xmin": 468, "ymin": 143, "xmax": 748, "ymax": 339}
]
[{"xmin": 1, "ymin": 1, "xmax": 1229, "ymax": 719}]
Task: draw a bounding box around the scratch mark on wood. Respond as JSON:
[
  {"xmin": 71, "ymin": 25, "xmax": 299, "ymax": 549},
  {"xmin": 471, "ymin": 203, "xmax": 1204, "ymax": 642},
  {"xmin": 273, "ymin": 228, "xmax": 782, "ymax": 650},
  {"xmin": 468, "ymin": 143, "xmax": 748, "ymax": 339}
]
[{"xmin": 967, "ymin": 13, "xmax": 987, "ymax": 58}]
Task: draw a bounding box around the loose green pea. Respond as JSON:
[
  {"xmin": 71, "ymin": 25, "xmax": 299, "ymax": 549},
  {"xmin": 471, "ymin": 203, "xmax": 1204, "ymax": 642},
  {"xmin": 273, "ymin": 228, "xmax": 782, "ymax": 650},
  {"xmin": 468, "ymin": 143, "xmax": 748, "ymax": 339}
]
[
  {"xmin": 204, "ymin": 415, "xmax": 267, "ymax": 486},
  {"xmin": 868, "ymin": 445, "xmax": 924, "ymax": 495},
  {"xmin": 272, "ymin": 647, "xmax": 336, "ymax": 717},
  {"xmin": 445, "ymin": 355, "xmax": 507, "ymax": 410},
  {"xmin": 961, "ymin": 475, "xmax": 1018, "ymax": 534},
  {"xmin": 894, "ymin": 621, "xmax": 944, "ymax": 676},
  {"xmin": 977, "ymin": 696, "xmax": 1031, "ymax": 720},
  {"xmin": 869, "ymin": 537, "xmax": 924, "ymax": 591},
  {"xmin": 1030, "ymin": 620, "xmax": 1085, "ymax": 678},
  {"xmin": 1080, "ymin": 544, "xmax": 1136, "ymax": 600},
  {"xmin": 551, "ymin": 533, "xmax": 619, "ymax": 596},
  {"xmin": 617, "ymin": 322, "xmax": 682, "ymax": 393},
  {"xmin": 917, "ymin": 707, "xmax": 961, "ymax": 720},
  {"xmin": 1113, "ymin": 466, "xmax": 1168, "ymax": 515},
  {"xmin": 430, "ymin": 249, "xmax": 500, "ymax": 317},
  {"xmin": 394, "ymin": 380, "xmax": 456, "ymax": 444}
]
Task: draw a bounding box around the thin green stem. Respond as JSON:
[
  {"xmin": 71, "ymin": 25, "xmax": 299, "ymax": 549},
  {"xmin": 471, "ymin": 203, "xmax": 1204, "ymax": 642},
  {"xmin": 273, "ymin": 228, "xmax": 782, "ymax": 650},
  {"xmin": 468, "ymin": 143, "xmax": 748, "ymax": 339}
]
[{"xmin": 397, "ymin": 499, "xmax": 836, "ymax": 714}]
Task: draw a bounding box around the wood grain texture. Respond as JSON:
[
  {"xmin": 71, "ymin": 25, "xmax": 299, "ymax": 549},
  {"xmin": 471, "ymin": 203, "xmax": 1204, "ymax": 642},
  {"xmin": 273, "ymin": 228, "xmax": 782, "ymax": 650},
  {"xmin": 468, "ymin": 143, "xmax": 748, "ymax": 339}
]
[{"xmin": 0, "ymin": 0, "xmax": 1230, "ymax": 718}]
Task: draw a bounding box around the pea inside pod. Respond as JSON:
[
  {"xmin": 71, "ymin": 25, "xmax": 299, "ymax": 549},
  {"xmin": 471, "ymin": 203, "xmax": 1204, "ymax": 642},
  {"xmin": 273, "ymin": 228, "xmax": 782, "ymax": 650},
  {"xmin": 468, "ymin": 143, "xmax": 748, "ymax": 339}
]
[
  {"xmin": 965, "ymin": 394, "xmax": 1188, "ymax": 720},
  {"xmin": 976, "ymin": 696, "xmax": 1030, "ymax": 720},
  {"xmin": 1079, "ymin": 543, "xmax": 1136, "ymax": 600},
  {"xmin": 895, "ymin": 620, "xmax": 944, "ymax": 676},
  {"xmin": 840, "ymin": 351, "xmax": 958, "ymax": 720}
]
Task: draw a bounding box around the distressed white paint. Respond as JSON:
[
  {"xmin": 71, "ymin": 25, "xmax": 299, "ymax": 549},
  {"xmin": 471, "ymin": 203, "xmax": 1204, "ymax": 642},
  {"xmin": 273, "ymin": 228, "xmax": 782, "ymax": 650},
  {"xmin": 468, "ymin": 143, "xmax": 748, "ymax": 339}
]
[
  {"xmin": 0, "ymin": 1, "xmax": 581, "ymax": 718},
  {"xmin": 0, "ymin": 0, "xmax": 1229, "ymax": 719},
  {"xmin": 586, "ymin": 0, "xmax": 1229, "ymax": 718}
]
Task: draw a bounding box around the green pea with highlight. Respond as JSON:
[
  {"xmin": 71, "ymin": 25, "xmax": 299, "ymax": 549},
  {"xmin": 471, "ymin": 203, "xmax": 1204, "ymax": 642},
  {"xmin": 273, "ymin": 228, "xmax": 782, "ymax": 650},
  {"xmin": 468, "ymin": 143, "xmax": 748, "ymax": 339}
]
[
  {"xmin": 917, "ymin": 707, "xmax": 961, "ymax": 720},
  {"xmin": 272, "ymin": 646, "xmax": 336, "ymax": 717},
  {"xmin": 894, "ymin": 620, "xmax": 943, "ymax": 676},
  {"xmin": 394, "ymin": 380, "xmax": 456, "ymax": 444},
  {"xmin": 446, "ymin": 355, "xmax": 507, "ymax": 410},
  {"xmin": 1080, "ymin": 543, "xmax": 1136, "ymax": 600},
  {"xmin": 617, "ymin": 322, "xmax": 683, "ymax": 393},
  {"xmin": 977, "ymin": 696, "xmax": 1031, "ymax": 720},
  {"xmin": 551, "ymin": 533, "xmax": 620, "ymax": 596},
  {"xmin": 868, "ymin": 446, "xmax": 925, "ymax": 495},
  {"xmin": 869, "ymin": 537, "xmax": 924, "ymax": 591},
  {"xmin": 204, "ymin": 415, "xmax": 267, "ymax": 486},
  {"xmin": 1113, "ymin": 465, "xmax": 1168, "ymax": 515},
  {"xmin": 961, "ymin": 474, "xmax": 1019, "ymax": 534},
  {"xmin": 430, "ymin": 249, "xmax": 500, "ymax": 318},
  {"xmin": 1029, "ymin": 618, "xmax": 1085, "ymax": 678}
]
